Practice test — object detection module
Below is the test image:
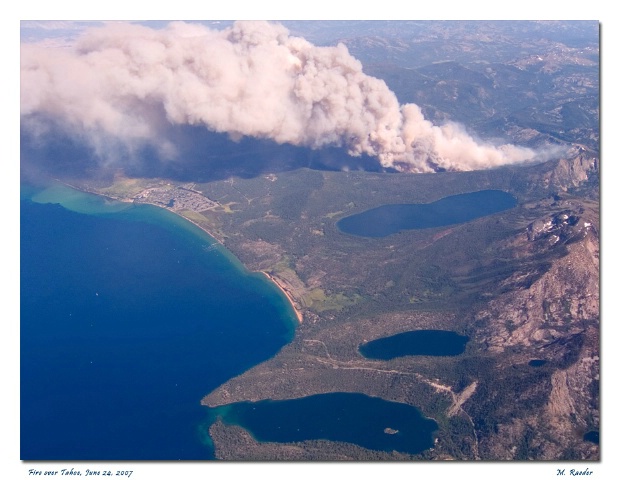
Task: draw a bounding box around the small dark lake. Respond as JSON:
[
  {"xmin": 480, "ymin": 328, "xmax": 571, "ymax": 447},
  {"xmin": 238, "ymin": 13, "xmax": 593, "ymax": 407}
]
[
  {"xmin": 583, "ymin": 431, "xmax": 599, "ymax": 445},
  {"xmin": 337, "ymin": 189, "xmax": 517, "ymax": 237},
  {"xmin": 528, "ymin": 359, "xmax": 548, "ymax": 367},
  {"xmin": 359, "ymin": 330, "xmax": 469, "ymax": 360},
  {"xmin": 210, "ymin": 392, "xmax": 438, "ymax": 455}
]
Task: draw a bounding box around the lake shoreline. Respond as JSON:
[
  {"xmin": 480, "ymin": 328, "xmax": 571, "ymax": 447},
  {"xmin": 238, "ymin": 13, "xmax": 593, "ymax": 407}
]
[
  {"xmin": 141, "ymin": 203, "xmax": 304, "ymax": 326},
  {"xmin": 260, "ymin": 271, "xmax": 304, "ymax": 324},
  {"xmin": 56, "ymin": 179, "xmax": 304, "ymax": 326}
]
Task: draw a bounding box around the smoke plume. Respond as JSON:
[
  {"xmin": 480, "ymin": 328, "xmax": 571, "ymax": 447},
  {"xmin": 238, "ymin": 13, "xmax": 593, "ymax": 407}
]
[{"xmin": 21, "ymin": 21, "xmax": 538, "ymax": 173}]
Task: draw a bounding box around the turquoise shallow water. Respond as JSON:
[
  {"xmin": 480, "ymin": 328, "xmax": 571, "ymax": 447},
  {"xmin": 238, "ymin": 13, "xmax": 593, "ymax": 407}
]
[{"xmin": 20, "ymin": 183, "xmax": 296, "ymax": 460}]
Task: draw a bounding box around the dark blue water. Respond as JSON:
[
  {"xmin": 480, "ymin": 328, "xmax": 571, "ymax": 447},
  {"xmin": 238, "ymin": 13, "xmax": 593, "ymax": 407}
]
[
  {"xmin": 359, "ymin": 330, "xmax": 469, "ymax": 360},
  {"xmin": 210, "ymin": 392, "xmax": 438, "ymax": 455},
  {"xmin": 528, "ymin": 359, "xmax": 548, "ymax": 367},
  {"xmin": 337, "ymin": 190, "xmax": 518, "ymax": 237},
  {"xmin": 20, "ymin": 184, "xmax": 296, "ymax": 460},
  {"xmin": 583, "ymin": 431, "xmax": 599, "ymax": 445}
]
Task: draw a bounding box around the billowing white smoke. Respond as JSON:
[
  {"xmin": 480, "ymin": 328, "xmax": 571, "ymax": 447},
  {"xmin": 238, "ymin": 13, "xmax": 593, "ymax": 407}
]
[{"xmin": 21, "ymin": 20, "xmax": 538, "ymax": 172}]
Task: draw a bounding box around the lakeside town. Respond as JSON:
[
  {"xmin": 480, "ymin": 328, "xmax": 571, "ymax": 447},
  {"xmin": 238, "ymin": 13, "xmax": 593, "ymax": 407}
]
[{"xmin": 133, "ymin": 184, "xmax": 219, "ymax": 213}]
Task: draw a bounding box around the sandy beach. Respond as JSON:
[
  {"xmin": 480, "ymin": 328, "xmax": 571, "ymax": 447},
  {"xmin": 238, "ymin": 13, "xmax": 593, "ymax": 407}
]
[{"xmin": 260, "ymin": 271, "xmax": 304, "ymax": 324}]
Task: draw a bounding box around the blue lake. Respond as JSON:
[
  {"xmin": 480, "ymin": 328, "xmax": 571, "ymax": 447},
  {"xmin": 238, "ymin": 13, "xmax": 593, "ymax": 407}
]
[
  {"xmin": 528, "ymin": 359, "xmax": 548, "ymax": 367},
  {"xmin": 583, "ymin": 431, "xmax": 599, "ymax": 445},
  {"xmin": 337, "ymin": 189, "xmax": 518, "ymax": 237},
  {"xmin": 359, "ymin": 330, "xmax": 469, "ymax": 360},
  {"xmin": 20, "ymin": 183, "xmax": 296, "ymax": 460},
  {"xmin": 209, "ymin": 392, "xmax": 438, "ymax": 455}
]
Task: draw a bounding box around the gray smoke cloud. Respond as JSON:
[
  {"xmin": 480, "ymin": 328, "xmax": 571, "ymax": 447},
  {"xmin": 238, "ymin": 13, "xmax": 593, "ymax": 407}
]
[{"xmin": 21, "ymin": 20, "xmax": 539, "ymax": 173}]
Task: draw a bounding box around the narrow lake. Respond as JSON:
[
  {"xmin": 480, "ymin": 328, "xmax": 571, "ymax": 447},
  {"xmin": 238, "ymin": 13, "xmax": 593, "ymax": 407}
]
[
  {"xmin": 337, "ymin": 189, "xmax": 518, "ymax": 237},
  {"xmin": 359, "ymin": 330, "xmax": 469, "ymax": 360},
  {"xmin": 209, "ymin": 392, "xmax": 438, "ymax": 455}
]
